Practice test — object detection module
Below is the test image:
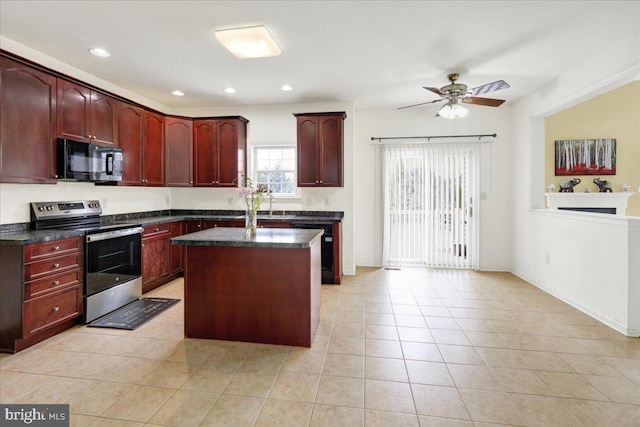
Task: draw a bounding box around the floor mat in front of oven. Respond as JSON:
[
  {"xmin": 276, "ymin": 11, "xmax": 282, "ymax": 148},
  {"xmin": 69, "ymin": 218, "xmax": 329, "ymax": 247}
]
[{"xmin": 87, "ymin": 297, "xmax": 180, "ymax": 330}]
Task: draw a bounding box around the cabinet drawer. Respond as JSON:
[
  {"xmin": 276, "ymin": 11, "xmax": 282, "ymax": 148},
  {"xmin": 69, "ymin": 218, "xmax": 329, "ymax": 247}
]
[
  {"xmin": 24, "ymin": 253, "xmax": 83, "ymax": 281},
  {"xmin": 24, "ymin": 237, "xmax": 83, "ymax": 261},
  {"xmin": 23, "ymin": 285, "xmax": 82, "ymax": 337},
  {"xmin": 143, "ymin": 223, "xmax": 171, "ymax": 237},
  {"xmin": 25, "ymin": 269, "xmax": 83, "ymax": 300}
]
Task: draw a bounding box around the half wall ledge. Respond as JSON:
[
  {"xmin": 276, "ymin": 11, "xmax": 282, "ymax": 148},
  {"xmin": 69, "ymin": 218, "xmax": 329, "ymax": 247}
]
[{"xmin": 545, "ymin": 192, "xmax": 635, "ymax": 216}]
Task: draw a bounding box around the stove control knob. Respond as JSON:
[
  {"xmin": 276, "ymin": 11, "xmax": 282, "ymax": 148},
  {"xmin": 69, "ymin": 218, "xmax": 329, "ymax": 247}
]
[{"xmin": 38, "ymin": 206, "xmax": 45, "ymax": 211}]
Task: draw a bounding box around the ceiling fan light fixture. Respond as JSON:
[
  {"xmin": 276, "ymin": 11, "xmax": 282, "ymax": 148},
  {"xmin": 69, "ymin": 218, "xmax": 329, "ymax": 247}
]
[
  {"xmin": 215, "ymin": 25, "xmax": 281, "ymax": 59},
  {"xmin": 438, "ymin": 100, "xmax": 468, "ymax": 119}
]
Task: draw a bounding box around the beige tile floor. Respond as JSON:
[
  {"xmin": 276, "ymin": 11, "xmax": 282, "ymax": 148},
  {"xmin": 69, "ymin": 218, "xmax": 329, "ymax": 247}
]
[{"xmin": 2, "ymin": 267, "xmax": 640, "ymax": 426}]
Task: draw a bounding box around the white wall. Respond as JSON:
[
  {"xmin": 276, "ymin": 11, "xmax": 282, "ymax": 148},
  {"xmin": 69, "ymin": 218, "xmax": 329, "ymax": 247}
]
[
  {"xmin": 352, "ymin": 106, "xmax": 513, "ymax": 271},
  {"xmin": 509, "ymin": 30, "xmax": 640, "ymax": 335},
  {"xmin": 0, "ymin": 182, "xmax": 172, "ymax": 224}
]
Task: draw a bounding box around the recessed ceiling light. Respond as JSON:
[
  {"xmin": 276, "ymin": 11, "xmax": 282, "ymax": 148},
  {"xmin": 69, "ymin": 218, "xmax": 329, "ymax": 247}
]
[
  {"xmin": 171, "ymin": 90, "xmax": 185, "ymax": 96},
  {"xmin": 280, "ymin": 85, "xmax": 293, "ymax": 92},
  {"xmin": 224, "ymin": 87, "xmax": 237, "ymax": 94},
  {"xmin": 89, "ymin": 48, "xmax": 110, "ymax": 58},
  {"xmin": 214, "ymin": 25, "xmax": 281, "ymax": 59}
]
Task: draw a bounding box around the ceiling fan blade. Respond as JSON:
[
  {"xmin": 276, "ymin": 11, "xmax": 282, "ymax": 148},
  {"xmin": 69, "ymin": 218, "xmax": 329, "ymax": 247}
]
[
  {"xmin": 463, "ymin": 97, "xmax": 506, "ymax": 107},
  {"xmin": 423, "ymin": 86, "xmax": 446, "ymax": 96},
  {"xmin": 469, "ymin": 80, "xmax": 510, "ymax": 96},
  {"xmin": 398, "ymin": 99, "xmax": 444, "ymax": 110}
]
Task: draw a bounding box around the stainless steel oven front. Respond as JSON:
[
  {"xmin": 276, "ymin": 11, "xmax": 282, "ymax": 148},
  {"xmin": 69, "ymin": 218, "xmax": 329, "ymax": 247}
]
[{"xmin": 85, "ymin": 226, "xmax": 143, "ymax": 322}]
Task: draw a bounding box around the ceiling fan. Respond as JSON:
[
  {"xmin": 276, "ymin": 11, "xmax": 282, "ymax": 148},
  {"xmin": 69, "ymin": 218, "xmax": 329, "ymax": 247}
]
[{"xmin": 399, "ymin": 73, "xmax": 510, "ymax": 119}]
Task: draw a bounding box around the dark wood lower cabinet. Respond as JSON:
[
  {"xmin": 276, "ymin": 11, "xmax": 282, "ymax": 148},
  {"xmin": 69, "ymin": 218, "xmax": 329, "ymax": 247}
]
[
  {"xmin": 170, "ymin": 221, "xmax": 183, "ymax": 276},
  {"xmin": 142, "ymin": 221, "xmax": 184, "ymax": 293},
  {"xmin": 0, "ymin": 237, "xmax": 83, "ymax": 354},
  {"xmin": 142, "ymin": 223, "xmax": 171, "ymax": 293}
]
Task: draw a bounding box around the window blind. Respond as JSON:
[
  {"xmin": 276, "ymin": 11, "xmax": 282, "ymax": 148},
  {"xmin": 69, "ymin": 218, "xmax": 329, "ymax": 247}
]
[{"xmin": 382, "ymin": 142, "xmax": 478, "ymax": 269}]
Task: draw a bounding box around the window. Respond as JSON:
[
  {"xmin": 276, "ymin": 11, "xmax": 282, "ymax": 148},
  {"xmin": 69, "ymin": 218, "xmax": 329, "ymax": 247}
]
[{"xmin": 253, "ymin": 145, "xmax": 296, "ymax": 196}]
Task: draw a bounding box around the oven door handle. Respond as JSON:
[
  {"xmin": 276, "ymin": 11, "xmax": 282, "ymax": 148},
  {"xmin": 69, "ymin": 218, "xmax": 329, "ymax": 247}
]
[{"xmin": 86, "ymin": 227, "xmax": 143, "ymax": 243}]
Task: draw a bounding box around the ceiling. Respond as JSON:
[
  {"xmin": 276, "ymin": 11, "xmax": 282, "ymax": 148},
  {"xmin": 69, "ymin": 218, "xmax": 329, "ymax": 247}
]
[{"xmin": 1, "ymin": 1, "xmax": 638, "ymax": 111}]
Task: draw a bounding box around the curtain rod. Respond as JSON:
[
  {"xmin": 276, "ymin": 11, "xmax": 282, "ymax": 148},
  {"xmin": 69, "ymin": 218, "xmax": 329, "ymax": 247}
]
[{"xmin": 370, "ymin": 133, "xmax": 497, "ymax": 144}]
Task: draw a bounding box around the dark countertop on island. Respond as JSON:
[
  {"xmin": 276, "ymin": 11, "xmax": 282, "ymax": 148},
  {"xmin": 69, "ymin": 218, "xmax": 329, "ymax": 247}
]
[{"xmin": 172, "ymin": 227, "xmax": 324, "ymax": 249}]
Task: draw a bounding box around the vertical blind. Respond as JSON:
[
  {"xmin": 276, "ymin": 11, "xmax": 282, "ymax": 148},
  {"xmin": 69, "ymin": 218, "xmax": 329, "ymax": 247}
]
[{"xmin": 382, "ymin": 142, "xmax": 478, "ymax": 269}]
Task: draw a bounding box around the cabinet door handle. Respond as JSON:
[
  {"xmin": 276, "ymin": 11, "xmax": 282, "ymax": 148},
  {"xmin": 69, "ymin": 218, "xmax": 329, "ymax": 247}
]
[
  {"xmin": 320, "ymin": 181, "xmax": 323, "ymax": 184},
  {"xmin": 53, "ymin": 280, "xmax": 60, "ymax": 285},
  {"xmin": 53, "ymin": 306, "xmax": 60, "ymax": 312},
  {"xmin": 53, "ymin": 263, "xmax": 60, "ymax": 268},
  {"xmin": 154, "ymin": 228, "xmax": 160, "ymax": 232},
  {"xmin": 53, "ymin": 246, "xmax": 60, "ymax": 251}
]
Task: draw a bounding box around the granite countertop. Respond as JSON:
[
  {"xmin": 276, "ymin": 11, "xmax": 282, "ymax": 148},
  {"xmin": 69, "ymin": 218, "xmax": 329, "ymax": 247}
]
[
  {"xmin": 0, "ymin": 228, "xmax": 87, "ymax": 245},
  {"xmin": 0, "ymin": 210, "xmax": 343, "ymax": 245},
  {"xmin": 171, "ymin": 227, "xmax": 324, "ymax": 249}
]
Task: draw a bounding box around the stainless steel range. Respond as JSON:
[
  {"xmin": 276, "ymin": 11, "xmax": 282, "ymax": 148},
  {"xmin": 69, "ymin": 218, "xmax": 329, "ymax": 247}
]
[{"xmin": 31, "ymin": 200, "xmax": 143, "ymax": 322}]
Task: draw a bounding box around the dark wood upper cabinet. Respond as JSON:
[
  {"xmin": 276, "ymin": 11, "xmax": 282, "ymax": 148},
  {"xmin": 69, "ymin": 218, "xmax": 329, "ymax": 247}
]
[
  {"xmin": 142, "ymin": 111, "xmax": 165, "ymax": 186},
  {"xmin": 57, "ymin": 79, "xmax": 117, "ymax": 146},
  {"xmin": 0, "ymin": 56, "xmax": 57, "ymax": 184},
  {"xmin": 117, "ymin": 101, "xmax": 144, "ymax": 185},
  {"xmin": 193, "ymin": 120, "xmax": 214, "ymax": 186},
  {"xmin": 89, "ymin": 91, "xmax": 117, "ymax": 146},
  {"xmin": 165, "ymin": 117, "xmax": 193, "ymax": 187},
  {"xmin": 56, "ymin": 79, "xmax": 89, "ymax": 142},
  {"xmin": 294, "ymin": 112, "xmax": 345, "ymax": 187},
  {"xmin": 193, "ymin": 117, "xmax": 247, "ymax": 187},
  {"xmin": 117, "ymin": 104, "xmax": 164, "ymax": 187}
]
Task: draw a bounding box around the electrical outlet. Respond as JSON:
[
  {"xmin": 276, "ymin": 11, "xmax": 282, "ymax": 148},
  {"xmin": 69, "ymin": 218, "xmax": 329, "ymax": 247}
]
[
  {"xmin": 480, "ymin": 192, "xmax": 487, "ymax": 201},
  {"xmin": 324, "ymin": 197, "xmax": 330, "ymax": 206},
  {"xmin": 165, "ymin": 196, "xmax": 170, "ymax": 205},
  {"xmin": 227, "ymin": 197, "xmax": 233, "ymax": 206},
  {"xmin": 545, "ymin": 253, "xmax": 551, "ymax": 264}
]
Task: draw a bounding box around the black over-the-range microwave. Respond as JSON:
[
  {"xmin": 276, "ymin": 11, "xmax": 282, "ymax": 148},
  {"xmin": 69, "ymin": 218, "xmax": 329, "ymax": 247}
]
[{"xmin": 57, "ymin": 138, "xmax": 123, "ymax": 182}]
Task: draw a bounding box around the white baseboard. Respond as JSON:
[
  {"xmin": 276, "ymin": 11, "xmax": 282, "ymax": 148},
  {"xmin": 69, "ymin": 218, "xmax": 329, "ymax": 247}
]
[{"xmin": 511, "ymin": 271, "xmax": 637, "ymax": 338}]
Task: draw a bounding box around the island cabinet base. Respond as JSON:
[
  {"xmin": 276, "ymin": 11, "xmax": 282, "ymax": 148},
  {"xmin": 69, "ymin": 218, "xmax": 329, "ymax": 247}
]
[{"xmin": 183, "ymin": 242, "xmax": 321, "ymax": 347}]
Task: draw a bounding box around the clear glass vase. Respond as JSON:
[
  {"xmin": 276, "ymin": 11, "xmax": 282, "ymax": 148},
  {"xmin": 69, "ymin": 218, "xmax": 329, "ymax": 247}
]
[{"xmin": 245, "ymin": 209, "xmax": 257, "ymax": 238}]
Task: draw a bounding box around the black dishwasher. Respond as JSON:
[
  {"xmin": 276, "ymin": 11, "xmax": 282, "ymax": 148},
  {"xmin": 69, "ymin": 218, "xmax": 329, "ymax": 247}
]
[{"xmin": 292, "ymin": 222, "xmax": 335, "ymax": 284}]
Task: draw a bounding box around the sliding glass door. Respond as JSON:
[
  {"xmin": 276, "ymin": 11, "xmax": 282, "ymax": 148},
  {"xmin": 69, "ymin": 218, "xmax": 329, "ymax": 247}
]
[{"xmin": 382, "ymin": 142, "xmax": 479, "ymax": 269}]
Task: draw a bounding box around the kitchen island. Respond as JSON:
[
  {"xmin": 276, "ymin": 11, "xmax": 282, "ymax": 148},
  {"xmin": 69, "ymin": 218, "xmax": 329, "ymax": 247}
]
[{"xmin": 171, "ymin": 227, "xmax": 323, "ymax": 347}]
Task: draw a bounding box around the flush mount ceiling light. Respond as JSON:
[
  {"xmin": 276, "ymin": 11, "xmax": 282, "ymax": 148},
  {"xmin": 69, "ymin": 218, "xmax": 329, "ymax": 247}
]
[
  {"xmin": 89, "ymin": 48, "xmax": 110, "ymax": 58},
  {"xmin": 214, "ymin": 25, "xmax": 281, "ymax": 59},
  {"xmin": 171, "ymin": 90, "xmax": 185, "ymax": 96},
  {"xmin": 438, "ymin": 99, "xmax": 469, "ymax": 120},
  {"xmin": 280, "ymin": 85, "xmax": 293, "ymax": 92},
  {"xmin": 224, "ymin": 87, "xmax": 237, "ymax": 94}
]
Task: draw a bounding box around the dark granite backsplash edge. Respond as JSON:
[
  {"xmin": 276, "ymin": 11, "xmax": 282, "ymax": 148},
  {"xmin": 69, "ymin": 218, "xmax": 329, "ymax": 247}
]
[
  {"xmin": 170, "ymin": 209, "xmax": 344, "ymax": 219},
  {"xmin": 1, "ymin": 209, "xmax": 344, "ymax": 232},
  {"xmin": 101, "ymin": 209, "xmax": 173, "ymax": 224},
  {"xmin": 0, "ymin": 222, "xmax": 29, "ymax": 234}
]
